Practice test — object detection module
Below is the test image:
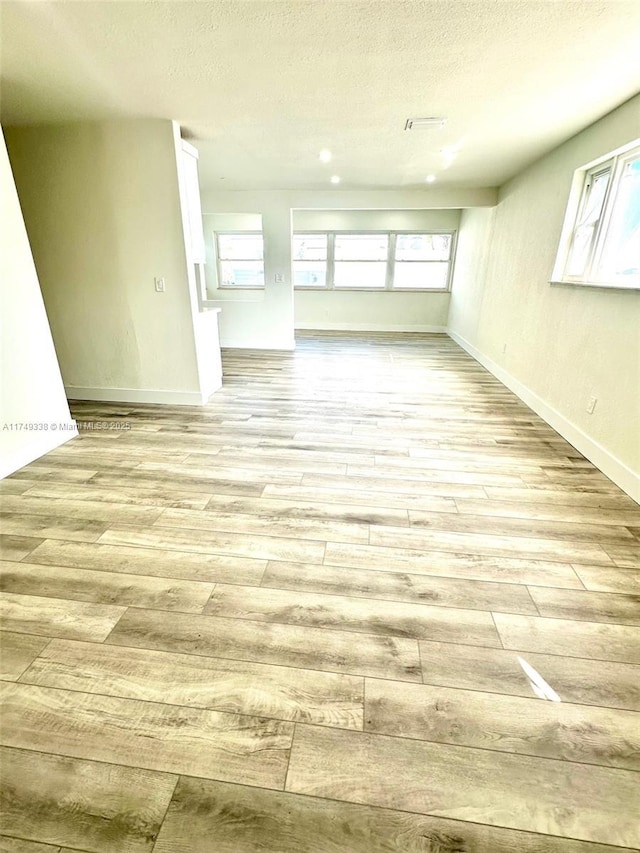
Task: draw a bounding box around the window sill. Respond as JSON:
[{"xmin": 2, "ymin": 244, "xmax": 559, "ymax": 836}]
[
  {"xmin": 294, "ymin": 287, "xmax": 451, "ymax": 293},
  {"xmin": 550, "ymin": 279, "xmax": 640, "ymax": 292}
]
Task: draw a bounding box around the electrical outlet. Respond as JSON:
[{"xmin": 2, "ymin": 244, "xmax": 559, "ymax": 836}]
[
  {"xmin": 275, "ymin": 273, "xmax": 284, "ymax": 283},
  {"xmin": 586, "ymin": 396, "xmax": 597, "ymax": 414},
  {"xmin": 154, "ymin": 277, "xmax": 166, "ymax": 293}
]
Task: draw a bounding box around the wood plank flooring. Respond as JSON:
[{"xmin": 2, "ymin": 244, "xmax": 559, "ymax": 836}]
[{"xmin": 1, "ymin": 331, "xmax": 639, "ymax": 851}]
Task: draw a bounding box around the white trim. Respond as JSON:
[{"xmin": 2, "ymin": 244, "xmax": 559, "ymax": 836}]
[
  {"xmin": 1, "ymin": 425, "xmax": 78, "ymax": 480},
  {"xmin": 215, "ymin": 231, "xmax": 266, "ymax": 290},
  {"xmin": 65, "ymin": 386, "xmax": 210, "ymax": 406},
  {"xmin": 295, "ymin": 323, "xmax": 447, "ymax": 333},
  {"xmin": 294, "ymin": 287, "xmax": 450, "ymax": 293},
  {"xmin": 181, "ymin": 139, "xmax": 199, "ymax": 159},
  {"xmin": 552, "ymin": 139, "xmax": 640, "ymax": 289},
  {"xmin": 448, "ymin": 330, "xmax": 640, "ymax": 504},
  {"xmin": 579, "ymin": 136, "xmax": 640, "ymax": 172},
  {"xmin": 199, "ymin": 376, "xmax": 223, "ymax": 403},
  {"xmin": 220, "ymin": 338, "xmax": 296, "ymax": 351}
]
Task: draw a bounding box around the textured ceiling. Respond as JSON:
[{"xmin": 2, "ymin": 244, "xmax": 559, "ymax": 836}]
[{"xmin": 1, "ymin": 0, "xmax": 639, "ymax": 191}]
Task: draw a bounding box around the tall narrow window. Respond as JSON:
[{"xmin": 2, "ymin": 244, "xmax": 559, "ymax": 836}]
[
  {"xmin": 595, "ymin": 153, "xmax": 640, "ymax": 286},
  {"xmin": 293, "ymin": 233, "xmax": 328, "ymax": 287},
  {"xmin": 393, "ymin": 233, "xmax": 453, "ymax": 289},
  {"xmin": 216, "ymin": 233, "xmax": 265, "ymax": 288},
  {"xmin": 564, "ymin": 166, "xmax": 611, "ymax": 278},
  {"xmin": 554, "ymin": 141, "xmax": 640, "ymax": 289},
  {"xmin": 334, "ymin": 234, "xmax": 388, "ymax": 288}
]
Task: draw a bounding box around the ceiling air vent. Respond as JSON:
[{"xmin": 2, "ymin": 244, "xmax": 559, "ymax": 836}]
[{"xmin": 405, "ymin": 117, "xmax": 446, "ymax": 130}]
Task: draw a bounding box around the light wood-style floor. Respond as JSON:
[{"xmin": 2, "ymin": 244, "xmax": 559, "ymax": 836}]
[{"xmin": 1, "ymin": 332, "xmax": 639, "ymax": 853}]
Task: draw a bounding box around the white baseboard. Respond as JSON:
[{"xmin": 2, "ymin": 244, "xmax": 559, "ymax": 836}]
[
  {"xmin": 1, "ymin": 425, "xmax": 78, "ymax": 479},
  {"xmin": 65, "ymin": 386, "xmax": 209, "ymax": 406},
  {"xmin": 448, "ymin": 330, "xmax": 640, "ymax": 504},
  {"xmin": 295, "ymin": 323, "xmax": 447, "ymax": 333},
  {"xmin": 220, "ymin": 338, "xmax": 296, "ymax": 351},
  {"xmin": 200, "ymin": 376, "xmax": 223, "ymax": 403}
]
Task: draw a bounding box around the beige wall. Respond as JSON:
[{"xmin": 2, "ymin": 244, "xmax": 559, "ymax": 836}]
[
  {"xmin": 295, "ymin": 289, "xmax": 450, "ymax": 332},
  {"xmin": 447, "ymin": 207, "xmax": 496, "ymax": 343},
  {"xmin": 5, "ymin": 119, "xmax": 206, "ymax": 404},
  {"xmin": 449, "ymin": 95, "xmax": 640, "ymax": 500},
  {"xmin": 292, "ymin": 209, "xmax": 461, "ymax": 231},
  {"xmin": 0, "ymin": 129, "xmax": 75, "ymax": 477}
]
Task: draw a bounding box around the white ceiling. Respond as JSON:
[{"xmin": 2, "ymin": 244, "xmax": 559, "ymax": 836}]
[{"xmin": 1, "ymin": 0, "xmax": 639, "ymax": 191}]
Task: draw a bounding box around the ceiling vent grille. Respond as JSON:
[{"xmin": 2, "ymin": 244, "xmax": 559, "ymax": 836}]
[{"xmin": 405, "ymin": 117, "xmax": 446, "ymax": 130}]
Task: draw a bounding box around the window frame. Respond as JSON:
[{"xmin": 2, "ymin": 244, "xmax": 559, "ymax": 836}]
[
  {"xmin": 333, "ymin": 232, "xmax": 390, "ymax": 290},
  {"xmin": 292, "ymin": 232, "xmax": 330, "ymax": 289},
  {"xmin": 552, "ymin": 140, "xmax": 640, "ymax": 290},
  {"xmin": 561, "ymin": 161, "xmax": 613, "ymax": 282},
  {"xmin": 392, "ymin": 231, "xmax": 456, "ymax": 291},
  {"xmin": 215, "ymin": 231, "xmax": 266, "ymax": 290},
  {"xmin": 292, "ymin": 229, "xmax": 457, "ymax": 292}
]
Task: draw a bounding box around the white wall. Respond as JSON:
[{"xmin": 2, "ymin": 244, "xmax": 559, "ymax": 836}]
[
  {"xmin": 5, "ymin": 119, "xmax": 209, "ymax": 405},
  {"xmin": 201, "ymin": 188, "xmax": 492, "ymax": 347},
  {"xmin": 449, "ymin": 94, "xmax": 640, "ymax": 501},
  {"xmin": 0, "ymin": 129, "xmax": 75, "ymax": 477}
]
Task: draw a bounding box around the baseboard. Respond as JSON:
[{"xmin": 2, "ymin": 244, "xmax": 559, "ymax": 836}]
[
  {"xmin": 294, "ymin": 323, "xmax": 447, "ymax": 333},
  {"xmin": 65, "ymin": 386, "xmax": 209, "ymax": 406},
  {"xmin": 1, "ymin": 425, "xmax": 78, "ymax": 479},
  {"xmin": 219, "ymin": 339, "xmax": 296, "ymax": 351},
  {"xmin": 448, "ymin": 330, "xmax": 640, "ymax": 504},
  {"xmin": 200, "ymin": 376, "xmax": 223, "ymax": 403}
]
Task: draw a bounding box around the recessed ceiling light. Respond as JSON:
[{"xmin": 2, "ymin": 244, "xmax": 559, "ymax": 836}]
[
  {"xmin": 405, "ymin": 117, "xmax": 446, "ymax": 131},
  {"xmin": 426, "ymin": 175, "xmax": 437, "ymax": 183},
  {"xmin": 330, "ymin": 175, "xmax": 341, "ymax": 184},
  {"xmin": 319, "ymin": 149, "xmax": 332, "ymax": 163}
]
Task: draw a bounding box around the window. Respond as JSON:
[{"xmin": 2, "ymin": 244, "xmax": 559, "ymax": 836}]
[
  {"xmin": 394, "ymin": 233, "xmax": 453, "ymax": 289},
  {"xmin": 554, "ymin": 142, "xmax": 640, "ymax": 289},
  {"xmin": 216, "ymin": 232, "xmax": 264, "ymax": 288},
  {"xmin": 293, "ymin": 233, "xmax": 328, "ymax": 287},
  {"xmin": 292, "ymin": 231, "xmax": 456, "ymax": 290},
  {"xmin": 564, "ymin": 165, "xmax": 611, "ymax": 278},
  {"xmin": 334, "ymin": 234, "xmax": 388, "ymax": 289},
  {"xmin": 596, "ymin": 153, "xmax": 640, "ymax": 286}
]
